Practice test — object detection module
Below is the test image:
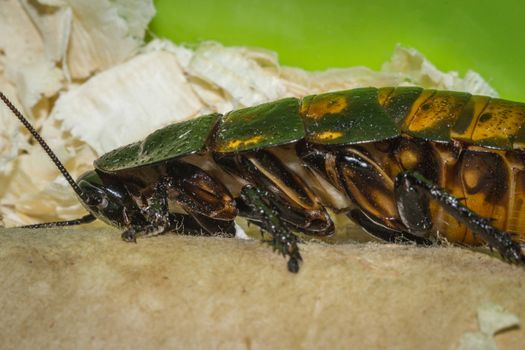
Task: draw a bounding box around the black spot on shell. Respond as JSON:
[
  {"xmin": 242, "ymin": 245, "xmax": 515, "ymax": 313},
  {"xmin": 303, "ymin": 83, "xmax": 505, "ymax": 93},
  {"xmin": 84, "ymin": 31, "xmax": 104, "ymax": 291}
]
[{"xmin": 479, "ymin": 113, "xmax": 492, "ymax": 122}]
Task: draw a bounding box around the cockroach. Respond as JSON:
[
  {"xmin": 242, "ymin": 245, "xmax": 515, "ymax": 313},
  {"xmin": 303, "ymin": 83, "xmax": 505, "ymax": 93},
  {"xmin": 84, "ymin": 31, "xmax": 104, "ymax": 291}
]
[{"xmin": 1, "ymin": 87, "xmax": 524, "ymax": 272}]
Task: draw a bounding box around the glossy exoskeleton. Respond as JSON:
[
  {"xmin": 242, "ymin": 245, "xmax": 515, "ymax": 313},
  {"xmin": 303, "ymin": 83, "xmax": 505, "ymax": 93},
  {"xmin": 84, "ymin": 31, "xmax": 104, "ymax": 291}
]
[{"xmin": 2, "ymin": 87, "xmax": 525, "ymax": 272}]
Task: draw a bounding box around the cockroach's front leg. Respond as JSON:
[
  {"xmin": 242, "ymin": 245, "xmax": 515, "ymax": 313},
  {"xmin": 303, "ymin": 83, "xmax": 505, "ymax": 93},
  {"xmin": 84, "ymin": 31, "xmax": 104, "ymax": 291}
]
[
  {"xmin": 166, "ymin": 161, "xmax": 237, "ymax": 236},
  {"xmin": 121, "ymin": 179, "xmax": 171, "ymax": 242},
  {"xmin": 120, "ymin": 177, "xmax": 211, "ymax": 241},
  {"xmin": 395, "ymin": 171, "xmax": 525, "ymax": 265},
  {"xmin": 123, "ymin": 161, "xmax": 239, "ymax": 241},
  {"xmin": 240, "ymin": 185, "xmax": 302, "ymax": 273}
]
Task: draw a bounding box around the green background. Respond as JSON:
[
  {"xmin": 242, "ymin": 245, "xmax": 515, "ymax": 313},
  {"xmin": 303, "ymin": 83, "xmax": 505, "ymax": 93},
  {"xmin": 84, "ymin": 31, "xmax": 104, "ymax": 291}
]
[{"xmin": 151, "ymin": 0, "xmax": 525, "ymax": 101}]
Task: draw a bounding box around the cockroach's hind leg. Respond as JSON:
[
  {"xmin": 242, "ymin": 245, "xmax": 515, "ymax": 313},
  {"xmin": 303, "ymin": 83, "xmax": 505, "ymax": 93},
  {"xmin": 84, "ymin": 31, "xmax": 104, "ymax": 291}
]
[
  {"xmin": 240, "ymin": 185, "xmax": 302, "ymax": 273},
  {"xmin": 348, "ymin": 209, "xmax": 433, "ymax": 246},
  {"xmin": 395, "ymin": 171, "xmax": 525, "ymax": 267}
]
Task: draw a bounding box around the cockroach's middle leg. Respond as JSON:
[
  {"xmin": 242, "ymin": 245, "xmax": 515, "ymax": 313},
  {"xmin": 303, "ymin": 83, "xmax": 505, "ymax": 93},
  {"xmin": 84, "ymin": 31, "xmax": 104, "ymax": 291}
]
[{"xmin": 239, "ymin": 185, "xmax": 302, "ymax": 273}]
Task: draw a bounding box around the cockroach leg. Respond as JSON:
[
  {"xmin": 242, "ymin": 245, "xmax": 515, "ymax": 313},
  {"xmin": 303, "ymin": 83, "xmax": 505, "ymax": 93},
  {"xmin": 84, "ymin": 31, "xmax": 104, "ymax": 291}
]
[
  {"xmin": 239, "ymin": 185, "xmax": 302, "ymax": 273},
  {"xmin": 395, "ymin": 171, "xmax": 525, "ymax": 265},
  {"xmin": 348, "ymin": 209, "xmax": 432, "ymax": 245}
]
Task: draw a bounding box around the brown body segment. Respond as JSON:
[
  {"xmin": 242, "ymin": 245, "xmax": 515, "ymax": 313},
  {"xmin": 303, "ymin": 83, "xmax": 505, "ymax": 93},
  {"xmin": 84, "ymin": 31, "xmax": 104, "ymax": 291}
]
[
  {"xmin": 379, "ymin": 88, "xmax": 525, "ymax": 242},
  {"xmin": 429, "ymin": 143, "xmax": 468, "ymax": 242},
  {"xmin": 401, "ymin": 90, "xmax": 471, "ymax": 142},
  {"xmin": 384, "ymin": 87, "xmax": 525, "ymax": 150},
  {"xmin": 506, "ymin": 152, "xmax": 525, "ymax": 234},
  {"xmin": 297, "ymin": 87, "xmax": 525, "ymax": 244},
  {"xmin": 403, "ymin": 89, "xmax": 524, "ymax": 241},
  {"xmin": 450, "ymin": 95, "xmax": 491, "ymax": 143},
  {"xmin": 472, "ymin": 98, "xmax": 525, "ymax": 149},
  {"xmin": 323, "ymin": 140, "xmax": 524, "ymax": 244},
  {"xmin": 460, "ymin": 149, "xmax": 510, "ymax": 240}
]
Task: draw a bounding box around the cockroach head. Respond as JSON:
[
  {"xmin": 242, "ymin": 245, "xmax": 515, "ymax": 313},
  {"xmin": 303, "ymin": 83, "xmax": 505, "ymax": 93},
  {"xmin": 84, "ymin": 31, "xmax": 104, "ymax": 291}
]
[{"xmin": 76, "ymin": 170, "xmax": 133, "ymax": 228}]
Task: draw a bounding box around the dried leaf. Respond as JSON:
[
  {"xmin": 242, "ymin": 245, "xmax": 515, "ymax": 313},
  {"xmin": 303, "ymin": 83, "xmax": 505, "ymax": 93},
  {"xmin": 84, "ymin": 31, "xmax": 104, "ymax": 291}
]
[
  {"xmin": 382, "ymin": 45, "xmax": 498, "ymax": 96},
  {"xmin": 51, "ymin": 51, "xmax": 203, "ymax": 154},
  {"xmin": 66, "ymin": 0, "xmax": 155, "ymax": 78}
]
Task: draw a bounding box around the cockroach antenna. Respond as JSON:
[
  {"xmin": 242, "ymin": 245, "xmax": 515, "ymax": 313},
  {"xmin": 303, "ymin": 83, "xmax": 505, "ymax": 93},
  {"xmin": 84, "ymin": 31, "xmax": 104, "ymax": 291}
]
[{"xmin": 0, "ymin": 91, "xmax": 95, "ymax": 205}]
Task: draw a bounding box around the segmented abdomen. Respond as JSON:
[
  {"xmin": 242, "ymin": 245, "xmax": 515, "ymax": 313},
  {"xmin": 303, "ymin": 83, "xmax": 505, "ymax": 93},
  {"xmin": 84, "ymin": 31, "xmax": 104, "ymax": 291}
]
[
  {"xmin": 350, "ymin": 138, "xmax": 525, "ymax": 244},
  {"xmin": 298, "ymin": 87, "xmax": 525, "ymax": 243}
]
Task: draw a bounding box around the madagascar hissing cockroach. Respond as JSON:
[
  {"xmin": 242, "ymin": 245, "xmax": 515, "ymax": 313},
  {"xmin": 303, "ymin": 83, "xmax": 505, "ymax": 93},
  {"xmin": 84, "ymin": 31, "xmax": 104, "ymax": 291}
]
[{"xmin": 1, "ymin": 87, "xmax": 524, "ymax": 272}]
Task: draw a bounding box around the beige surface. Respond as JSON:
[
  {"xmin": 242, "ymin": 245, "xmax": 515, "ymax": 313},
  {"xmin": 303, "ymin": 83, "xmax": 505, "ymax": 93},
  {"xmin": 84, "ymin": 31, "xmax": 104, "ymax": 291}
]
[{"xmin": 1, "ymin": 227, "xmax": 524, "ymax": 350}]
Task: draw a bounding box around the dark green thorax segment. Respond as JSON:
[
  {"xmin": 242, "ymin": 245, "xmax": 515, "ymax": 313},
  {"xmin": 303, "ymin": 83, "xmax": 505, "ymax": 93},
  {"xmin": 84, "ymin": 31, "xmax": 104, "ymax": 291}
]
[
  {"xmin": 381, "ymin": 87, "xmax": 424, "ymax": 125},
  {"xmin": 300, "ymin": 88, "xmax": 400, "ymax": 145},
  {"xmin": 95, "ymin": 113, "xmax": 220, "ymax": 172},
  {"xmin": 213, "ymin": 97, "xmax": 304, "ymax": 153}
]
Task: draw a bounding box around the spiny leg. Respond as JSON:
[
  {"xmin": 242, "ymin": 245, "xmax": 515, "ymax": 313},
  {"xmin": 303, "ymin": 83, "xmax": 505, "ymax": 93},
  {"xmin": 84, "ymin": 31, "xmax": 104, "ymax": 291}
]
[
  {"xmin": 240, "ymin": 185, "xmax": 302, "ymax": 273},
  {"xmin": 215, "ymin": 150, "xmax": 334, "ymax": 236},
  {"xmin": 121, "ymin": 212, "xmax": 226, "ymax": 242},
  {"xmin": 121, "ymin": 179, "xmax": 171, "ymax": 242},
  {"xmin": 122, "ymin": 161, "xmax": 237, "ymax": 241},
  {"xmin": 122, "ymin": 190, "xmax": 234, "ymax": 241},
  {"xmin": 395, "ymin": 171, "xmax": 525, "ymax": 265}
]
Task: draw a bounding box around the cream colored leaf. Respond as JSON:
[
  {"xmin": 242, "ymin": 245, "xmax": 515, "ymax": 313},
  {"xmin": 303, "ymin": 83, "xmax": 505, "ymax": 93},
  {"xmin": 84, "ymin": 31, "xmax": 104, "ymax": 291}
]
[
  {"xmin": 0, "ymin": 0, "xmax": 65, "ymax": 111},
  {"xmin": 22, "ymin": 0, "xmax": 72, "ymax": 63},
  {"xmin": 66, "ymin": 0, "xmax": 155, "ymax": 78},
  {"xmin": 14, "ymin": 60, "xmax": 63, "ymax": 111},
  {"xmin": 382, "ymin": 45, "xmax": 498, "ymax": 96},
  {"xmin": 478, "ymin": 302, "xmax": 520, "ymax": 336},
  {"xmin": 51, "ymin": 51, "xmax": 203, "ymax": 154},
  {"xmin": 188, "ymin": 42, "xmax": 287, "ymax": 107},
  {"xmin": 281, "ymin": 66, "xmax": 403, "ymax": 96},
  {"xmin": 458, "ymin": 332, "xmax": 497, "ymax": 350},
  {"xmin": 143, "ymin": 39, "xmax": 195, "ymax": 69},
  {"xmin": 0, "ymin": 142, "xmax": 93, "ymax": 226},
  {"xmin": 0, "ymin": 78, "xmax": 30, "ymax": 194},
  {"xmin": 37, "ymin": 0, "xmax": 68, "ymax": 6}
]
